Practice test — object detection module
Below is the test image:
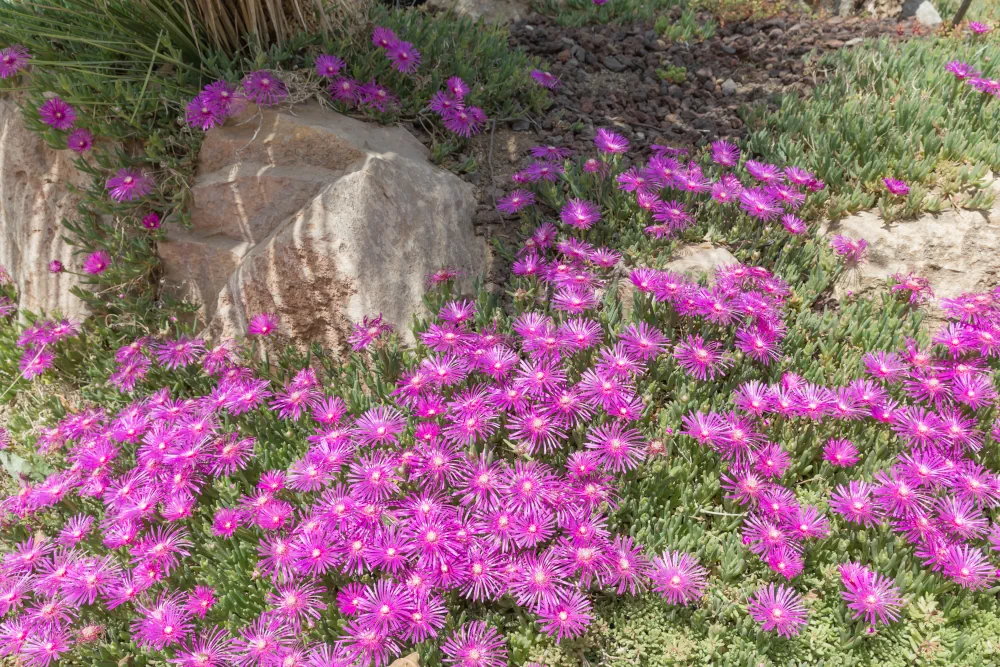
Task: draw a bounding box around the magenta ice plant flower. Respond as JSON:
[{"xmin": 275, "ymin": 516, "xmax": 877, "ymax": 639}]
[
  {"xmin": 106, "ymin": 168, "xmax": 154, "ymax": 202},
  {"xmin": 67, "ymin": 128, "xmax": 94, "ymax": 153},
  {"xmin": 748, "ymin": 583, "xmax": 807, "ymax": 637},
  {"xmin": 241, "ymin": 71, "xmax": 288, "ymax": 107},
  {"xmin": 0, "ymin": 45, "xmax": 30, "ymax": 79},
  {"xmin": 883, "ymin": 177, "xmax": 910, "ymax": 196},
  {"xmin": 530, "ymin": 69, "xmax": 561, "ymax": 89},
  {"xmin": 38, "ymin": 96, "xmax": 76, "ymax": 130}
]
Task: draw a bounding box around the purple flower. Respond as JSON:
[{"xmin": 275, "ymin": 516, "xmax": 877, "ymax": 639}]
[
  {"xmin": 315, "ymin": 54, "xmax": 345, "ymax": 78},
  {"xmin": 22, "ymin": 627, "xmax": 70, "ymax": 666},
  {"xmin": 330, "ymin": 77, "xmax": 361, "ymax": 105},
  {"xmin": 711, "ymin": 174, "xmax": 742, "ymax": 204},
  {"xmin": 823, "ymin": 438, "xmax": 860, "ymax": 467},
  {"xmin": 386, "ymin": 40, "xmax": 421, "ymax": 74},
  {"xmin": 530, "ymin": 69, "xmax": 562, "ymax": 89},
  {"xmin": 497, "ymin": 189, "xmax": 535, "ymax": 215},
  {"xmin": 883, "ymin": 177, "xmax": 910, "ymax": 196},
  {"xmin": 890, "ymin": 272, "xmax": 933, "ymax": 305},
  {"xmin": 19, "ymin": 347, "xmax": 55, "ymax": 379},
  {"xmin": 780, "ymin": 214, "xmax": 806, "ymax": 235},
  {"xmin": 106, "ymin": 168, "xmax": 153, "ymax": 202},
  {"xmin": 739, "ymin": 187, "xmax": 782, "ymax": 221},
  {"xmin": 371, "ymin": 26, "xmax": 399, "ymax": 49},
  {"xmin": 170, "ymin": 625, "xmax": 232, "ymax": 667},
  {"xmin": 0, "ymin": 45, "xmax": 30, "ymax": 79},
  {"xmin": 185, "ymin": 93, "xmax": 225, "ymax": 130},
  {"xmin": 442, "ymin": 106, "xmax": 487, "ymax": 138},
  {"xmin": 447, "ymin": 77, "xmax": 469, "ymax": 99},
  {"xmin": 202, "ymin": 80, "xmax": 245, "ymax": 116},
  {"xmin": 969, "ymin": 21, "xmax": 992, "ymax": 35},
  {"xmin": 184, "ymin": 586, "xmax": 217, "ymax": 619},
  {"xmin": 830, "ymin": 234, "xmax": 868, "ymax": 266},
  {"xmin": 594, "ymin": 128, "xmax": 629, "ymax": 154},
  {"xmin": 745, "ymin": 160, "xmax": 783, "ymax": 184},
  {"xmin": 784, "ymin": 166, "xmax": 814, "ymax": 186},
  {"xmin": 248, "ymin": 312, "xmax": 279, "ymax": 336},
  {"xmin": 747, "ymin": 583, "xmax": 807, "ymax": 637},
  {"xmin": 38, "ymin": 96, "xmax": 76, "ymax": 130},
  {"xmin": 441, "ymin": 621, "xmax": 508, "ymax": 667},
  {"xmin": 241, "ymin": 71, "xmax": 288, "ymax": 107},
  {"xmin": 66, "ymin": 128, "xmax": 94, "ymax": 153},
  {"xmin": 944, "ymin": 544, "xmax": 994, "ymax": 589},
  {"xmin": 48, "ymin": 260, "xmax": 64, "ymax": 274},
  {"xmin": 132, "ymin": 593, "xmax": 192, "ymax": 650},
  {"xmin": 152, "ymin": 336, "xmax": 206, "ymax": 370},
  {"xmin": 839, "ymin": 566, "xmax": 902, "ymax": 626},
  {"xmin": 359, "ymin": 80, "xmax": 398, "ymax": 113},
  {"xmin": 674, "ymin": 334, "xmax": 732, "ymax": 380},
  {"xmin": 710, "ymin": 140, "xmax": 740, "ymax": 167},
  {"xmin": 650, "ymin": 551, "xmax": 708, "ymax": 605},
  {"xmin": 536, "ymin": 591, "xmax": 593, "ymax": 642},
  {"xmin": 349, "ymin": 314, "xmax": 392, "ymax": 350},
  {"xmin": 266, "ymin": 581, "xmax": 326, "ymax": 631},
  {"xmin": 82, "ymin": 250, "xmax": 110, "ymax": 274},
  {"xmin": 585, "ymin": 422, "xmax": 646, "ymax": 473},
  {"xmin": 142, "ymin": 212, "xmax": 161, "ymax": 229},
  {"xmin": 946, "ymin": 61, "xmax": 978, "ymax": 80}
]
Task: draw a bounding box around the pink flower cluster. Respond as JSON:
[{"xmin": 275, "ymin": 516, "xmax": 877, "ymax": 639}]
[
  {"xmin": 12, "ymin": 317, "xmax": 79, "ymax": 381},
  {"xmin": 947, "ymin": 60, "xmax": 1000, "ymax": 96},
  {"xmin": 427, "ymin": 77, "xmax": 487, "ymax": 138},
  {"xmin": 3, "ymin": 146, "xmax": 729, "ymax": 664},
  {"xmin": 0, "ymin": 44, "xmax": 30, "ymax": 79},
  {"xmin": 321, "ymin": 27, "xmax": 424, "ymax": 115},
  {"xmin": 689, "ymin": 286, "xmax": 1000, "ymax": 634},
  {"xmin": 1, "ymin": 45, "xmax": 94, "ymax": 155},
  {"xmin": 588, "ymin": 135, "xmax": 826, "ymax": 242}
]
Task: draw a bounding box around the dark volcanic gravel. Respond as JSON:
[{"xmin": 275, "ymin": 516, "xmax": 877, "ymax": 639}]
[
  {"xmin": 508, "ymin": 10, "xmax": 929, "ymax": 154},
  {"xmin": 439, "ymin": 9, "xmax": 932, "ymax": 292}
]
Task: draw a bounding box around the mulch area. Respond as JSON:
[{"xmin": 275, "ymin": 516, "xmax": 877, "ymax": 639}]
[
  {"xmin": 446, "ymin": 9, "xmax": 931, "ymax": 289},
  {"xmin": 506, "ymin": 9, "xmax": 930, "ymax": 154}
]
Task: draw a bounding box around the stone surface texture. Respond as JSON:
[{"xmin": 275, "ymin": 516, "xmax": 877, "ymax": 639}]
[
  {"xmin": 159, "ymin": 102, "xmax": 488, "ymax": 350},
  {"xmin": 824, "ymin": 180, "xmax": 1000, "ymax": 312},
  {"xmin": 0, "ymin": 94, "xmax": 89, "ymax": 319},
  {"xmin": 425, "ymin": 0, "xmax": 531, "ymax": 23},
  {"xmin": 664, "ymin": 242, "xmax": 740, "ymax": 284},
  {"xmin": 900, "ymin": 0, "xmax": 942, "ymax": 26}
]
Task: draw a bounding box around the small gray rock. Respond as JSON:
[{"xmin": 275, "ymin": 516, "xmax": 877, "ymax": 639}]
[
  {"xmin": 900, "ymin": 0, "xmax": 942, "ymax": 26},
  {"xmin": 603, "ymin": 55, "xmax": 626, "ymax": 72},
  {"xmin": 585, "ymin": 52, "xmax": 600, "ymax": 66},
  {"xmin": 721, "ymin": 44, "xmax": 736, "ymax": 55},
  {"xmin": 721, "ymin": 78, "xmax": 737, "ymax": 96},
  {"xmin": 667, "ymin": 84, "xmax": 683, "ymax": 97},
  {"xmin": 844, "ymin": 37, "xmax": 863, "ymax": 47},
  {"xmin": 511, "ymin": 119, "xmax": 530, "ymax": 131}
]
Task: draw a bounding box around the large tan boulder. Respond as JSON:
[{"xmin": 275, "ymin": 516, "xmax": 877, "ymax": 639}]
[
  {"xmin": 389, "ymin": 653, "xmax": 419, "ymax": 667},
  {"xmin": 664, "ymin": 242, "xmax": 739, "ymax": 285},
  {"xmin": 0, "ymin": 95, "xmax": 89, "ymax": 319},
  {"xmin": 824, "ymin": 181, "xmax": 1000, "ymax": 311},
  {"xmin": 159, "ymin": 102, "xmax": 489, "ymax": 350}
]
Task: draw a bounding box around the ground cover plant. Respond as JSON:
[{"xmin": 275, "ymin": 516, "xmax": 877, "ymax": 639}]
[
  {"xmin": 0, "ymin": 0, "xmax": 546, "ymax": 327},
  {"xmin": 2, "ymin": 2, "xmax": 1000, "ymax": 667}
]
